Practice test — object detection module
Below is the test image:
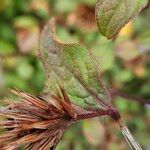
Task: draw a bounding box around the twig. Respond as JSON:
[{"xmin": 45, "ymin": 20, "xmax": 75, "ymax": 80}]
[
  {"xmin": 74, "ymin": 109, "xmax": 109, "ymax": 121},
  {"xmin": 72, "ymin": 107, "xmax": 121, "ymax": 122},
  {"xmin": 109, "ymin": 88, "xmax": 150, "ymax": 105}
]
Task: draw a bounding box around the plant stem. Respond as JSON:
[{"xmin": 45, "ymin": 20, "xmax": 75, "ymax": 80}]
[
  {"xmin": 117, "ymin": 120, "xmax": 143, "ymax": 150},
  {"xmin": 109, "ymin": 88, "xmax": 150, "ymax": 105},
  {"xmin": 73, "ymin": 109, "xmax": 109, "ymax": 121},
  {"xmin": 73, "ymin": 107, "xmax": 121, "ymax": 121},
  {"xmin": 73, "ymin": 107, "xmax": 143, "ymax": 150},
  {"xmin": 108, "ymin": 109, "xmax": 143, "ymax": 150}
]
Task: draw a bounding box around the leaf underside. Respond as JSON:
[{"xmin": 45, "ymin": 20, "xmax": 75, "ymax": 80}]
[
  {"xmin": 39, "ymin": 19, "xmax": 111, "ymax": 110},
  {"xmin": 95, "ymin": 0, "xmax": 148, "ymax": 39}
]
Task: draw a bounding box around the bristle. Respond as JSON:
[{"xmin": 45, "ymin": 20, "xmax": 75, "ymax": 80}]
[
  {"xmin": 0, "ymin": 89, "xmax": 76, "ymax": 149},
  {"xmin": 59, "ymin": 87, "xmax": 77, "ymax": 118},
  {"xmin": 10, "ymin": 89, "xmax": 50, "ymax": 110},
  {"xmin": 59, "ymin": 86, "xmax": 71, "ymax": 104},
  {"xmin": 51, "ymin": 94, "xmax": 77, "ymax": 119}
]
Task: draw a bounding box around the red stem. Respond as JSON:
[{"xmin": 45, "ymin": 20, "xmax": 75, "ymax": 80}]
[{"xmin": 73, "ymin": 109, "xmax": 111, "ymax": 121}]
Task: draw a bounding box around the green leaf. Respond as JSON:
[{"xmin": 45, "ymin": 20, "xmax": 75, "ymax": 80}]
[
  {"xmin": 39, "ymin": 19, "xmax": 111, "ymax": 110},
  {"xmin": 95, "ymin": 0, "xmax": 148, "ymax": 39}
]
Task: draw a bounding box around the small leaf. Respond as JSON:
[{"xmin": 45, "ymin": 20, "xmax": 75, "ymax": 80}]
[
  {"xmin": 95, "ymin": 0, "xmax": 148, "ymax": 39},
  {"xmin": 40, "ymin": 19, "xmax": 111, "ymax": 110}
]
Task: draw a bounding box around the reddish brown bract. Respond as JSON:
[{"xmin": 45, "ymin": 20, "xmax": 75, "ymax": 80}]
[{"xmin": 0, "ymin": 89, "xmax": 77, "ymax": 150}]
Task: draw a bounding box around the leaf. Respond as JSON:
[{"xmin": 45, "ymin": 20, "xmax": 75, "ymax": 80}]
[
  {"xmin": 95, "ymin": 0, "xmax": 148, "ymax": 39},
  {"xmin": 39, "ymin": 19, "xmax": 111, "ymax": 110}
]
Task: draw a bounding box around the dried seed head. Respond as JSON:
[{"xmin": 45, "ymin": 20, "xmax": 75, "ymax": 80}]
[{"xmin": 0, "ymin": 89, "xmax": 77, "ymax": 150}]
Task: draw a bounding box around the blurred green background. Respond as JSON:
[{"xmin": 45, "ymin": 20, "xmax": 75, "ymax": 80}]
[{"xmin": 0, "ymin": 0, "xmax": 150, "ymax": 150}]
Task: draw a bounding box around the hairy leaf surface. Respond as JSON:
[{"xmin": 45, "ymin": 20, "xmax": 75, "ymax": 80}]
[
  {"xmin": 95, "ymin": 0, "xmax": 148, "ymax": 39},
  {"xmin": 40, "ymin": 19, "xmax": 111, "ymax": 110}
]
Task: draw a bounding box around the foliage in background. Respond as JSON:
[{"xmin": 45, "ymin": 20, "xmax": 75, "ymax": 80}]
[{"xmin": 0, "ymin": 0, "xmax": 150, "ymax": 150}]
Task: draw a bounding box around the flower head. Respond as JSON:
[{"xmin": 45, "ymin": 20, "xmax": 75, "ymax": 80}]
[{"xmin": 0, "ymin": 89, "xmax": 77, "ymax": 150}]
